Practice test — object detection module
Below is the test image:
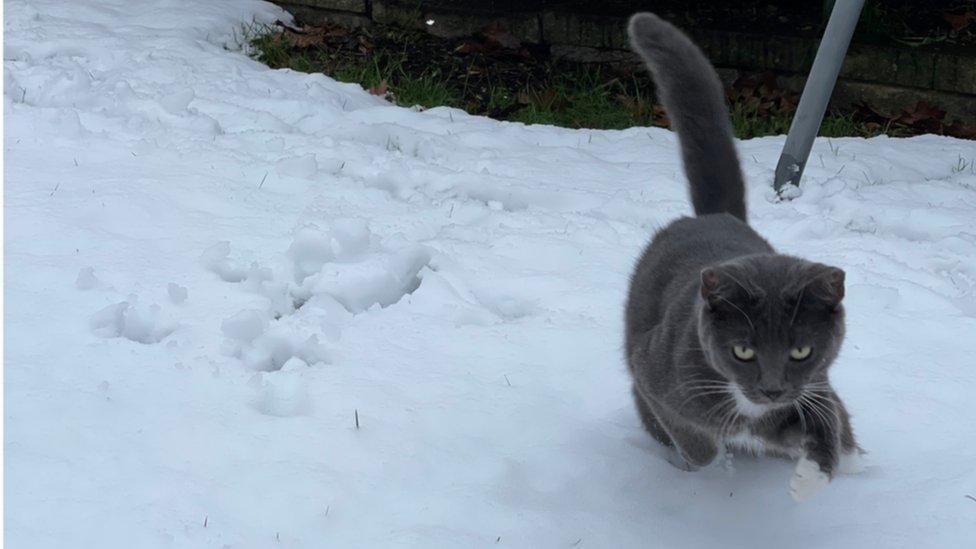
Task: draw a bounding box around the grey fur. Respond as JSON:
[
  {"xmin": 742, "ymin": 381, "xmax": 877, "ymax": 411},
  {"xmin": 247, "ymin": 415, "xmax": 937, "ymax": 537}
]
[
  {"xmin": 624, "ymin": 13, "xmax": 858, "ymax": 486},
  {"xmin": 628, "ymin": 13, "xmax": 746, "ymax": 221}
]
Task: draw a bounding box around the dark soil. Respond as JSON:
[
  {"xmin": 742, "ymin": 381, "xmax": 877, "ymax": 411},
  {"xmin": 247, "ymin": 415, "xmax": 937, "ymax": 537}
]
[{"xmin": 251, "ymin": 18, "xmax": 976, "ymax": 139}]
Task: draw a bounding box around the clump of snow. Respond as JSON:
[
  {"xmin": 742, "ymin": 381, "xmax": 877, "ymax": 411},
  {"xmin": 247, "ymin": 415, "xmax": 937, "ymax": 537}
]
[
  {"xmin": 305, "ymin": 245, "xmax": 432, "ymax": 313},
  {"xmin": 249, "ymin": 369, "xmax": 311, "ymax": 417},
  {"xmin": 220, "ymin": 309, "xmax": 268, "ymax": 343},
  {"xmin": 288, "ymin": 227, "xmax": 335, "ymax": 283},
  {"xmin": 89, "ymin": 299, "xmax": 175, "ymax": 344},
  {"xmin": 236, "ymin": 332, "xmax": 329, "ymax": 372},
  {"xmin": 330, "ymin": 218, "xmax": 372, "ymax": 259},
  {"xmin": 200, "ymin": 241, "xmax": 246, "ymax": 283},
  {"xmin": 167, "ymin": 282, "xmax": 188, "ymax": 304},
  {"xmin": 75, "ymin": 267, "xmax": 98, "ymax": 290}
]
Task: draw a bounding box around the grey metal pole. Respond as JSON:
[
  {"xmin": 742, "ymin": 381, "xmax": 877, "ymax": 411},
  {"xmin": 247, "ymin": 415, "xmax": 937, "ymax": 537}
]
[{"xmin": 773, "ymin": 0, "xmax": 865, "ymax": 194}]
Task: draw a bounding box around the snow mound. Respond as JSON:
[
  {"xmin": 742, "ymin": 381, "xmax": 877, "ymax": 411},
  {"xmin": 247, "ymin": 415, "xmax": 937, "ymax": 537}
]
[
  {"xmin": 201, "ymin": 241, "xmax": 247, "ymax": 283},
  {"xmin": 89, "ymin": 299, "xmax": 175, "ymax": 344},
  {"xmin": 75, "ymin": 267, "xmax": 98, "ymax": 290},
  {"xmin": 167, "ymin": 282, "xmax": 188, "ymax": 304},
  {"xmin": 249, "ymin": 368, "xmax": 312, "ymax": 417},
  {"xmin": 220, "ymin": 309, "xmax": 268, "ymax": 343}
]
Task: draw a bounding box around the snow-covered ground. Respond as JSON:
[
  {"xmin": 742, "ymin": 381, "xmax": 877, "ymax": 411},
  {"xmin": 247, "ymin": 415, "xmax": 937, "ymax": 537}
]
[{"xmin": 5, "ymin": 1, "xmax": 976, "ymax": 547}]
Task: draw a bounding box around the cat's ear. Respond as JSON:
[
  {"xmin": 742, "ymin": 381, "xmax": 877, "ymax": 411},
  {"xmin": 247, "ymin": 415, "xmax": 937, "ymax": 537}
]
[
  {"xmin": 807, "ymin": 265, "xmax": 845, "ymax": 308},
  {"xmin": 700, "ymin": 267, "xmax": 722, "ymax": 305}
]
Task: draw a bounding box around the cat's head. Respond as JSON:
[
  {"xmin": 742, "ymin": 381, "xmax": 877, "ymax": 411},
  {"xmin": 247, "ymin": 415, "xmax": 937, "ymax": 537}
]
[{"xmin": 696, "ymin": 254, "xmax": 845, "ymax": 409}]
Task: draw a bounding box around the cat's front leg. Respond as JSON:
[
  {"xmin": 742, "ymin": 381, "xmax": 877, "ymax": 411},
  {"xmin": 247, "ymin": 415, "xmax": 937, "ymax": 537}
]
[
  {"xmin": 635, "ymin": 386, "xmax": 719, "ymax": 468},
  {"xmin": 667, "ymin": 421, "xmax": 719, "ymax": 469},
  {"xmin": 789, "ymin": 407, "xmax": 841, "ymax": 501}
]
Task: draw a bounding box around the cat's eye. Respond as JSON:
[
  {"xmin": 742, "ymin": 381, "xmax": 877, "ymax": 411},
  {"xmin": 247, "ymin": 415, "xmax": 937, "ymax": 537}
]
[
  {"xmin": 790, "ymin": 346, "xmax": 812, "ymax": 360},
  {"xmin": 732, "ymin": 345, "xmax": 756, "ymax": 361}
]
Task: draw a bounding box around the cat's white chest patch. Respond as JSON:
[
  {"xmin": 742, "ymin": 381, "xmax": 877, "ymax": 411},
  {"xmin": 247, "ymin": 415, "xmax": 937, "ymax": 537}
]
[
  {"xmin": 724, "ymin": 431, "xmax": 767, "ymax": 455},
  {"xmin": 731, "ymin": 384, "xmax": 770, "ymax": 418}
]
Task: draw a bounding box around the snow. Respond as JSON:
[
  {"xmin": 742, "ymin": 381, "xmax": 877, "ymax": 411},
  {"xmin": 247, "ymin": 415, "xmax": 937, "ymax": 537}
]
[
  {"xmin": 4, "ymin": 0, "xmax": 976, "ymax": 547},
  {"xmin": 75, "ymin": 266, "xmax": 98, "ymax": 290}
]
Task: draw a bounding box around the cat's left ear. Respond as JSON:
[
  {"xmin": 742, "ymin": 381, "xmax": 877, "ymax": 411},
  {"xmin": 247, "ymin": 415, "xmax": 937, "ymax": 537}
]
[
  {"xmin": 808, "ymin": 265, "xmax": 845, "ymax": 308},
  {"xmin": 700, "ymin": 267, "xmax": 727, "ymax": 307}
]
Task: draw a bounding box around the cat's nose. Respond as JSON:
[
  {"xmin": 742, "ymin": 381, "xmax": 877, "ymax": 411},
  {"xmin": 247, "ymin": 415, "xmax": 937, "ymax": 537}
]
[{"xmin": 759, "ymin": 389, "xmax": 785, "ymax": 401}]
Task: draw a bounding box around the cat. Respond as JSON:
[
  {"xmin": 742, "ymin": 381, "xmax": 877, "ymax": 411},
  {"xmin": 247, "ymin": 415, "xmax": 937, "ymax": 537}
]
[{"xmin": 624, "ymin": 13, "xmax": 861, "ymax": 501}]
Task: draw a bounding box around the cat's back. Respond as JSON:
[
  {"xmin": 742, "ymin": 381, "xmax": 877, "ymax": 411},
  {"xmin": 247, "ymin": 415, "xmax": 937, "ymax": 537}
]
[
  {"xmin": 625, "ymin": 214, "xmax": 772, "ymax": 349},
  {"xmin": 652, "ymin": 214, "xmax": 771, "ymax": 260}
]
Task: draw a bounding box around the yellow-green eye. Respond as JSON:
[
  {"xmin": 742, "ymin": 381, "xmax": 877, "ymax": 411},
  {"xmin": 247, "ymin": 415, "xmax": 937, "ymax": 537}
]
[
  {"xmin": 732, "ymin": 345, "xmax": 756, "ymax": 361},
  {"xmin": 790, "ymin": 346, "xmax": 812, "ymax": 360}
]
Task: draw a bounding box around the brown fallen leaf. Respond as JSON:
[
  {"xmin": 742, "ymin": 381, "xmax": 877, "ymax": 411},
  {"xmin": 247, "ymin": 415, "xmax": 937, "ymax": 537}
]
[
  {"xmin": 368, "ymin": 79, "xmax": 389, "ymax": 97},
  {"xmin": 481, "ymin": 22, "xmax": 521, "ymax": 50},
  {"xmin": 943, "ymin": 11, "xmax": 976, "ymax": 31}
]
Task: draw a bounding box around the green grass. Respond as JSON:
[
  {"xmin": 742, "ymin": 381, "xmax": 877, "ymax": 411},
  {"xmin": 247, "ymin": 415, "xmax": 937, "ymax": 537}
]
[{"xmin": 248, "ymin": 24, "xmax": 887, "ymax": 139}]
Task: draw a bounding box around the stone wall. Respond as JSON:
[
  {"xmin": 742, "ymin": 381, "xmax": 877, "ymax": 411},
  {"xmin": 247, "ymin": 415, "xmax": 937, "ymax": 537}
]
[{"xmin": 271, "ymin": 0, "xmax": 976, "ymax": 122}]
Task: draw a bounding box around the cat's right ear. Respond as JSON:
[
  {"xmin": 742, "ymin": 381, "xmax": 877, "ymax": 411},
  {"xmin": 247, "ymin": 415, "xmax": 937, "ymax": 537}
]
[{"xmin": 700, "ymin": 268, "xmax": 721, "ymax": 305}]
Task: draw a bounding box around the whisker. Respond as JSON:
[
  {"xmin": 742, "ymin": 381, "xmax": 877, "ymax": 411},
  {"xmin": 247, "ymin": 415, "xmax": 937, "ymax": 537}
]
[
  {"xmin": 716, "ymin": 400, "xmax": 740, "ymax": 436},
  {"xmin": 793, "ymin": 400, "xmax": 808, "ymax": 434},
  {"xmin": 799, "ymin": 393, "xmax": 835, "ymax": 432},
  {"xmin": 667, "ymin": 376, "xmax": 730, "ymax": 394},
  {"xmin": 717, "ymin": 296, "xmax": 755, "ymax": 331},
  {"xmin": 799, "ymin": 399, "xmax": 828, "ymax": 432},
  {"xmin": 803, "ymin": 390, "xmax": 838, "ymax": 409},
  {"xmin": 702, "ymin": 396, "xmax": 734, "ymax": 424},
  {"xmin": 722, "ymin": 271, "xmax": 758, "ymax": 300},
  {"xmin": 789, "ymin": 287, "xmax": 805, "ymax": 328},
  {"xmin": 674, "ymin": 388, "xmax": 732, "ymax": 413}
]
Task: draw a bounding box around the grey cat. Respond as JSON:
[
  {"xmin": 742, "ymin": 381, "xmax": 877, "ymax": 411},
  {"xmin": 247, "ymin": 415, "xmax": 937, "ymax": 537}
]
[{"xmin": 624, "ymin": 13, "xmax": 861, "ymax": 501}]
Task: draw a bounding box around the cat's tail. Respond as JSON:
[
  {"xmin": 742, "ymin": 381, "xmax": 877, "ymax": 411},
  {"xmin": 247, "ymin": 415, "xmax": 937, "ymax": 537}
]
[{"xmin": 628, "ymin": 13, "xmax": 746, "ymax": 222}]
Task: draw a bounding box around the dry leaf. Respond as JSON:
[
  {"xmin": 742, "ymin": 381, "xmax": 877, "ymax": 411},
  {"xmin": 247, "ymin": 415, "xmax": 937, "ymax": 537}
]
[
  {"xmin": 368, "ymin": 79, "xmax": 389, "ymax": 97},
  {"xmin": 943, "ymin": 11, "xmax": 975, "ymax": 31},
  {"xmin": 481, "ymin": 22, "xmax": 521, "ymax": 50}
]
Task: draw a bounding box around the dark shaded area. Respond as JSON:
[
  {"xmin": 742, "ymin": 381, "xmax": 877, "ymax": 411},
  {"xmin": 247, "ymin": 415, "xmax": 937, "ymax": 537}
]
[
  {"xmin": 384, "ymin": 0, "xmax": 976, "ymax": 48},
  {"xmin": 252, "ymin": 19, "xmax": 975, "ymax": 138}
]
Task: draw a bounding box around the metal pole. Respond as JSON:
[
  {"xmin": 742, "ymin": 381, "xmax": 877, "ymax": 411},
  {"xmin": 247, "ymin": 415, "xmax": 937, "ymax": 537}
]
[{"xmin": 773, "ymin": 0, "xmax": 864, "ymax": 194}]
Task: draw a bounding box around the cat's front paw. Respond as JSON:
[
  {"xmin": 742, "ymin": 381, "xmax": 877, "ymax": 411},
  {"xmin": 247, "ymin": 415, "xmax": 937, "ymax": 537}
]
[
  {"xmin": 789, "ymin": 457, "xmax": 830, "ymax": 501},
  {"xmin": 666, "ymin": 447, "xmax": 700, "ymax": 472}
]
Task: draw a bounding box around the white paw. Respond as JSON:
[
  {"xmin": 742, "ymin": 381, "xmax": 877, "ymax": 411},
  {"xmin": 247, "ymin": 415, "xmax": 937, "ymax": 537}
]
[
  {"xmin": 790, "ymin": 457, "xmax": 830, "ymax": 502},
  {"xmin": 838, "ymin": 449, "xmax": 867, "ymax": 475}
]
